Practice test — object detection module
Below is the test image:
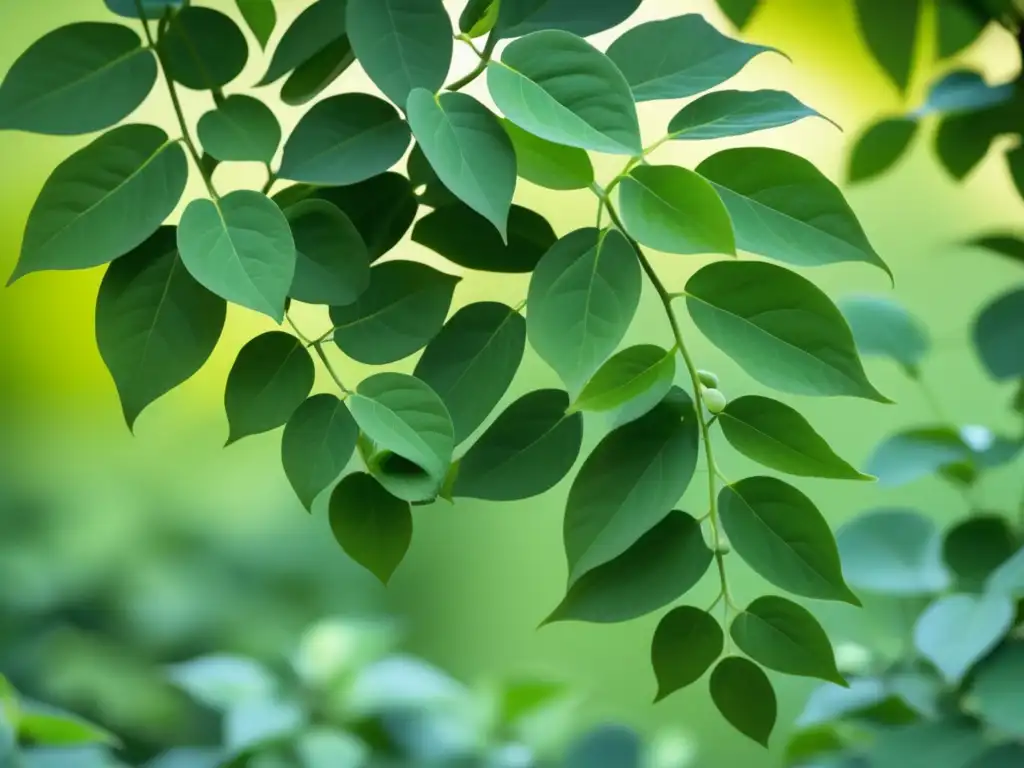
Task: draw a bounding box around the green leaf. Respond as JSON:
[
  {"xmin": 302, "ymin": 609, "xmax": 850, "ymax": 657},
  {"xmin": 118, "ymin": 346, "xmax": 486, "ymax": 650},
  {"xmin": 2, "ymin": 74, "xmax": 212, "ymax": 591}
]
[
  {"xmin": 282, "ymin": 394, "xmax": 358, "ymax": 511},
  {"xmin": 528, "ymin": 228, "xmax": 641, "ymax": 394},
  {"xmin": 972, "ymin": 643, "xmax": 1024, "ymax": 737},
  {"xmin": 618, "ymin": 164, "xmax": 736, "ymax": 256},
  {"xmin": 329, "ymin": 473, "xmax": 412, "ymax": 584},
  {"xmin": 158, "ymin": 7, "xmax": 249, "ymax": 90},
  {"xmin": 796, "ymin": 678, "xmax": 890, "ymax": 728},
  {"xmin": 683, "ymin": 261, "xmax": 888, "ymax": 401},
  {"xmin": 500, "ymin": 118, "xmax": 594, "ymax": 191},
  {"xmin": 329, "ymin": 260, "xmax": 459, "ymax": 364},
  {"xmin": 452, "ymin": 389, "xmax": 584, "ymax": 501},
  {"xmin": 967, "ymin": 234, "xmax": 1024, "ymax": 265},
  {"xmin": 967, "ymin": 744, "xmax": 1024, "ymax": 768},
  {"xmin": 96, "ymin": 226, "xmax": 226, "ymax": 431},
  {"xmin": 716, "ymin": 0, "xmax": 761, "ymax": 28},
  {"xmin": 731, "ymin": 596, "xmax": 845, "ymax": 685},
  {"xmin": 259, "ymin": 0, "xmax": 347, "ymax": 85},
  {"xmin": 177, "ymin": 190, "xmax": 296, "ymax": 322},
  {"xmin": 285, "ymin": 199, "xmax": 370, "ymax": 306},
  {"xmin": 546, "ymin": 511, "xmax": 711, "ymax": 624},
  {"xmin": 710, "ymin": 657, "xmax": 776, "ymax": 747},
  {"xmin": 987, "ymin": 546, "xmax": 1024, "ymax": 599},
  {"xmin": 488, "ymin": 30, "xmax": 642, "ymax": 156},
  {"xmin": 564, "ymin": 725, "xmax": 643, "ymax": 768},
  {"xmin": 573, "ymin": 345, "xmax": 675, "ymax": 414},
  {"xmin": 922, "ymin": 70, "xmax": 1013, "ymax": 116},
  {"xmin": 414, "ymin": 302, "xmax": 526, "ymax": 444},
  {"xmin": 496, "ymin": 0, "xmax": 642, "ymax": 38},
  {"xmin": 198, "ymin": 95, "xmax": 281, "ymax": 164},
  {"xmin": 719, "ymin": 476, "xmax": 858, "ymax": 604},
  {"xmin": 943, "ymin": 515, "xmax": 1018, "ymax": 592},
  {"xmin": 0, "ymin": 22, "xmax": 156, "ymax": 135},
  {"xmin": 280, "ymin": 36, "xmax": 356, "ymax": 107},
  {"xmin": 839, "ymin": 294, "xmax": 930, "ymax": 373},
  {"xmin": 651, "ymin": 606, "xmax": 724, "ymax": 701},
  {"xmin": 696, "ymin": 148, "xmax": 891, "ymax": 275},
  {"xmin": 278, "ymin": 93, "xmax": 411, "ymax": 186},
  {"xmin": 166, "ymin": 655, "xmax": 276, "ymax": 710},
  {"xmin": 225, "ymin": 331, "xmax": 315, "ymax": 444},
  {"xmin": 836, "ymin": 509, "xmax": 951, "ymax": 596},
  {"xmin": 17, "ymin": 705, "xmax": 119, "ymax": 748},
  {"xmin": 237, "ymin": 0, "xmax": 276, "ymax": 48},
  {"xmin": 346, "ymin": 0, "xmax": 452, "ymax": 106},
  {"xmin": 8, "ymin": 124, "xmax": 188, "ymax": 283},
  {"xmin": 606, "ymin": 14, "xmax": 778, "ymax": 102},
  {"xmin": 937, "ymin": 0, "xmax": 987, "ymax": 58},
  {"xmin": 974, "ymin": 288, "xmax": 1024, "ymax": 380},
  {"xmin": 719, "ymin": 395, "xmax": 869, "ymax": 480},
  {"xmin": 915, "ymin": 593, "xmax": 1014, "ymax": 683},
  {"xmin": 565, "ymin": 388, "xmax": 699, "ymax": 583},
  {"xmin": 934, "ymin": 107, "xmax": 1005, "ymax": 180},
  {"xmin": 413, "ymin": 203, "xmax": 557, "ymax": 273},
  {"xmin": 460, "ymin": 0, "xmax": 500, "ymax": 37},
  {"xmin": 406, "ymin": 90, "xmax": 516, "ymax": 239},
  {"xmin": 668, "ymin": 89, "xmax": 832, "ymax": 140},
  {"xmin": 848, "ymin": 117, "xmax": 919, "ymax": 183},
  {"xmin": 869, "ymin": 720, "xmax": 988, "ymax": 768},
  {"xmin": 853, "ymin": 0, "xmax": 922, "ymax": 94},
  {"xmin": 312, "ymin": 173, "xmax": 418, "ymax": 261},
  {"xmin": 297, "ymin": 729, "xmax": 368, "ymax": 767},
  {"xmin": 104, "ymin": 0, "xmax": 181, "ymax": 19},
  {"xmin": 407, "ymin": 142, "xmax": 458, "ymax": 208},
  {"xmin": 865, "ymin": 428, "xmax": 969, "ymax": 487}
]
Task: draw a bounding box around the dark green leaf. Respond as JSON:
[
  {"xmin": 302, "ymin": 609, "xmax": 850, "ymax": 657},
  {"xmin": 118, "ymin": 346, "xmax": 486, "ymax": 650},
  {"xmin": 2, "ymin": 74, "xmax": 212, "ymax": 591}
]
[
  {"xmin": 159, "ymin": 7, "xmax": 249, "ymax": 90},
  {"xmin": 237, "ymin": 0, "xmax": 276, "ymax": 48},
  {"xmin": 1008, "ymin": 144, "xmax": 1024, "ymax": 201},
  {"xmin": 719, "ymin": 476, "xmax": 858, "ymax": 604},
  {"xmin": 564, "ymin": 724, "xmax": 643, "ymax": 768},
  {"xmin": 488, "ymin": 30, "xmax": 642, "ymax": 155},
  {"xmin": 651, "ymin": 606, "xmax": 724, "ymax": 701},
  {"xmin": 329, "ymin": 260, "xmax": 459, "ymax": 364},
  {"xmin": 710, "ymin": 657, "xmax": 776, "ymax": 747},
  {"xmin": 104, "ymin": 0, "xmax": 181, "ymax": 19},
  {"xmin": 606, "ymin": 14, "xmax": 778, "ymax": 102},
  {"xmin": 565, "ymin": 388, "xmax": 699, "ymax": 583},
  {"xmin": 684, "ymin": 261, "xmax": 889, "ymax": 401},
  {"xmin": 528, "ymin": 228, "xmax": 641, "ymax": 394},
  {"xmin": 8, "ymin": 124, "xmax": 188, "ymax": 283},
  {"xmin": 452, "ymin": 389, "xmax": 584, "ymax": 501},
  {"xmin": 937, "ymin": 0, "xmax": 987, "ymax": 58},
  {"xmin": 285, "ymin": 199, "xmax": 370, "ymax": 306},
  {"xmin": 839, "ymin": 294, "xmax": 930, "ymax": 372},
  {"xmin": 312, "ymin": 173, "xmax": 418, "ymax": 261},
  {"xmin": 935, "ymin": 107, "xmax": 1005, "ymax": 180},
  {"xmin": 225, "ymin": 331, "xmax": 315, "ymax": 444},
  {"xmin": 259, "ymin": 0, "xmax": 347, "ymax": 85},
  {"xmin": 972, "ymin": 643, "xmax": 1024, "ymax": 737},
  {"xmin": 279, "ymin": 36, "xmax": 355, "ymax": 107},
  {"xmin": 346, "ymin": 0, "xmax": 452, "ymax": 106},
  {"xmin": 96, "ymin": 226, "xmax": 226, "ymax": 431},
  {"xmin": 414, "ymin": 302, "xmax": 526, "ymax": 444},
  {"xmin": 407, "ymin": 142, "xmax": 458, "ymax": 208},
  {"xmin": 719, "ymin": 395, "xmax": 869, "ymax": 480},
  {"xmin": 496, "ymin": 0, "xmax": 642, "ymax": 38},
  {"xmin": 716, "ymin": 0, "xmax": 760, "ymax": 28},
  {"xmin": 329, "ymin": 473, "xmax": 412, "ymax": 584},
  {"xmin": 282, "ymin": 394, "xmax": 358, "ymax": 511},
  {"xmin": 278, "ymin": 93, "xmax": 411, "ymax": 186},
  {"xmin": 865, "ymin": 428, "xmax": 969, "ymax": 487},
  {"xmin": 16, "ymin": 705, "xmax": 118, "ymax": 748},
  {"xmin": 943, "ymin": 515, "xmax": 1018, "ymax": 591},
  {"xmin": 922, "ymin": 70, "xmax": 1014, "ymax": 115},
  {"xmin": 573, "ymin": 345, "xmax": 675, "ymax": 414},
  {"xmin": 198, "ymin": 95, "xmax": 281, "ymax": 164},
  {"xmin": 853, "ymin": 0, "xmax": 922, "ymax": 93},
  {"xmin": 848, "ymin": 117, "xmax": 919, "ymax": 183},
  {"xmin": 500, "ymin": 118, "xmax": 594, "ymax": 191},
  {"xmin": 967, "ymin": 744, "xmax": 1024, "ymax": 768},
  {"xmin": 668, "ymin": 89, "xmax": 832, "ymax": 140},
  {"xmin": 913, "ymin": 593, "xmax": 1013, "ymax": 683},
  {"xmin": 974, "ymin": 288, "xmax": 1024, "ymax": 380},
  {"xmin": 869, "ymin": 720, "xmax": 987, "ymax": 768},
  {"xmin": 546, "ymin": 511, "xmax": 711, "ymax": 624},
  {"xmin": 0, "ymin": 22, "xmax": 156, "ymax": 135},
  {"xmin": 460, "ymin": 0, "xmax": 500, "ymax": 37},
  {"xmin": 177, "ymin": 190, "xmax": 296, "ymax": 322}
]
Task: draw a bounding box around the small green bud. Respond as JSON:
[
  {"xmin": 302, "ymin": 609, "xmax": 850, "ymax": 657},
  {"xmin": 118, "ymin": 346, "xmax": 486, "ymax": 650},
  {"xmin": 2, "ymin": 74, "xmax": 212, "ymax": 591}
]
[
  {"xmin": 714, "ymin": 541, "xmax": 731, "ymax": 556},
  {"xmin": 697, "ymin": 369, "xmax": 719, "ymax": 388},
  {"xmin": 701, "ymin": 385, "xmax": 727, "ymax": 414}
]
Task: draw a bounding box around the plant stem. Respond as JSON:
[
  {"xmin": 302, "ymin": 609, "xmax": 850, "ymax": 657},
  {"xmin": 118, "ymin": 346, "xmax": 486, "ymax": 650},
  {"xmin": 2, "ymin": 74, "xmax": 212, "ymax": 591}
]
[
  {"xmin": 261, "ymin": 165, "xmax": 277, "ymax": 195},
  {"xmin": 447, "ymin": 33, "xmax": 498, "ymax": 91},
  {"xmin": 312, "ymin": 341, "xmax": 351, "ymax": 396}
]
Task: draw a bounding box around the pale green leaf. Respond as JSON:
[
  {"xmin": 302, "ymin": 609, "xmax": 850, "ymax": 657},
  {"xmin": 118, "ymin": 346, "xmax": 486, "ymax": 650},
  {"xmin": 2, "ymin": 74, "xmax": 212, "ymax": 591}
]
[
  {"xmin": 869, "ymin": 720, "xmax": 987, "ymax": 768},
  {"xmin": 158, "ymin": 7, "xmax": 249, "ymax": 90},
  {"xmin": 329, "ymin": 472, "xmax": 412, "ymax": 584},
  {"xmin": 986, "ymin": 546, "xmax": 1024, "ymax": 599},
  {"xmin": 839, "ymin": 294, "xmax": 930, "ymax": 372},
  {"xmin": 282, "ymin": 394, "xmax": 358, "ymax": 511},
  {"xmin": 651, "ymin": 606, "xmax": 724, "ymax": 701},
  {"xmin": 460, "ymin": 0, "xmax": 500, "ymax": 37},
  {"xmin": 198, "ymin": 95, "xmax": 281, "ymax": 164},
  {"xmin": 865, "ymin": 428, "xmax": 969, "ymax": 487},
  {"xmin": 166, "ymin": 655, "xmax": 275, "ymax": 710},
  {"xmin": 573, "ymin": 345, "xmax": 675, "ymax": 414},
  {"xmin": 710, "ymin": 657, "xmax": 776, "ymax": 747},
  {"xmin": 913, "ymin": 593, "xmax": 1013, "ymax": 683},
  {"xmin": 668, "ymin": 89, "xmax": 833, "ymax": 140},
  {"xmin": 285, "ymin": 199, "xmax": 370, "ymax": 306},
  {"xmin": 500, "ymin": 118, "xmax": 594, "ymax": 191}
]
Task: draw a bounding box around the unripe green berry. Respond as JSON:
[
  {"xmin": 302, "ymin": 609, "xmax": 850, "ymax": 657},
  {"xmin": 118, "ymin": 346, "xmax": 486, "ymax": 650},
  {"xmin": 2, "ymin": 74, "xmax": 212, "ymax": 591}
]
[
  {"xmin": 697, "ymin": 369, "xmax": 719, "ymax": 389},
  {"xmin": 701, "ymin": 385, "xmax": 727, "ymax": 414},
  {"xmin": 715, "ymin": 540, "xmax": 731, "ymax": 555}
]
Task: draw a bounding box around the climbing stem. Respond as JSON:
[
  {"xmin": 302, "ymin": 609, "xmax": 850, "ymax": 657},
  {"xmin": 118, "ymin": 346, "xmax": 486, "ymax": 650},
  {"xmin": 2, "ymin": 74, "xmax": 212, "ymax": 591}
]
[{"xmin": 447, "ymin": 32, "xmax": 498, "ymax": 91}]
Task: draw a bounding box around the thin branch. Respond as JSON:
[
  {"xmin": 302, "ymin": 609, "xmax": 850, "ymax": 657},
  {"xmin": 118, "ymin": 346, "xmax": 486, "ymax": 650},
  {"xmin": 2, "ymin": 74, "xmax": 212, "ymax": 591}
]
[{"xmin": 447, "ymin": 32, "xmax": 498, "ymax": 91}]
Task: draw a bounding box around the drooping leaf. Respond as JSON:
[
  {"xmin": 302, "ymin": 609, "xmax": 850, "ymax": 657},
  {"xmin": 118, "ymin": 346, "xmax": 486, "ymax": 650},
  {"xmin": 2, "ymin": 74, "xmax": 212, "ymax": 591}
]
[
  {"xmin": 563, "ymin": 724, "xmax": 643, "ymax": 768},
  {"xmin": 280, "ymin": 36, "xmax": 356, "ymax": 107},
  {"xmin": 668, "ymin": 89, "xmax": 832, "ymax": 140},
  {"xmin": 329, "ymin": 260, "xmax": 459, "ymax": 364},
  {"xmin": 943, "ymin": 515, "xmax": 1019, "ymax": 591},
  {"xmin": 848, "ymin": 117, "xmax": 919, "ymax": 183},
  {"xmin": 488, "ymin": 30, "xmax": 642, "ymax": 156},
  {"xmin": 606, "ymin": 15, "xmax": 778, "ymax": 102},
  {"xmin": 329, "ymin": 472, "xmax": 412, "ymax": 584},
  {"xmin": 158, "ymin": 7, "xmax": 249, "ymax": 90},
  {"xmin": 414, "ymin": 303, "xmax": 526, "ymax": 444},
  {"xmin": 971, "ymin": 643, "xmax": 1024, "ymax": 737},
  {"xmin": 618, "ymin": 164, "xmax": 736, "ymax": 256},
  {"xmin": 565, "ymin": 388, "xmax": 700, "ymax": 583},
  {"xmin": 500, "ymin": 118, "xmax": 594, "ymax": 191},
  {"xmin": 936, "ymin": 0, "xmax": 987, "ymax": 58},
  {"xmin": 716, "ymin": 0, "xmax": 761, "ymax": 29},
  {"xmin": 312, "ymin": 173, "xmax": 418, "ymax": 261},
  {"xmin": 974, "ymin": 288, "xmax": 1024, "ymax": 380},
  {"xmin": 259, "ymin": 0, "xmax": 347, "ymax": 85},
  {"xmin": 710, "ymin": 657, "xmax": 776, "ymax": 747},
  {"xmin": 718, "ymin": 395, "xmax": 869, "ymax": 480},
  {"xmin": 452, "ymin": 389, "xmax": 584, "ymax": 501},
  {"xmin": 460, "ymin": 0, "xmax": 500, "ymax": 37},
  {"xmin": 573, "ymin": 345, "xmax": 676, "ymax": 414},
  {"xmin": 853, "ymin": 0, "xmax": 922, "ymax": 94},
  {"xmin": 913, "ymin": 593, "xmax": 1014, "ymax": 683},
  {"xmin": 285, "ymin": 199, "xmax": 370, "ymax": 306},
  {"xmin": 921, "ymin": 70, "xmax": 1014, "ymax": 116},
  {"xmin": 177, "ymin": 190, "xmax": 296, "ymax": 322},
  {"xmin": 528, "ymin": 228, "xmax": 641, "ymax": 394},
  {"xmin": 0, "ymin": 22, "xmax": 156, "ymax": 135},
  {"xmin": 967, "ymin": 234, "xmax": 1024, "ymax": 265},
  {"xmin": 96, "ymin": 227, "xmax": 226, "ymax": 431},
  {"xmin": 279, "ymin": 93, "xmax": 411, "ymax": 186},
  {"xmin": 719, "ymin": 476, "xmax": 858, "ymax": 604},
  {"xmin": 865, "ymin": 428, "xmax": 970, "ymax": 487},
  {"xmin": 197, "ymin": 95, "xmax": 281, "ymax": 164},
  {"xmin": 546, "ymin": 511, "xmax": 711, "ymax": 624},
  {"xmin": 839, "ymin": 294, "xmax": 930, "ymax": 373},
  {"xmin": 9, "ymin": 124, "xmax": 188, "ymax": 282},
  {"xmin": 104, "ymin": 0, "xmax": 182, "ymax": 19},
  {"xmin": 282, "ymin": 394, "xmax": 359, "ymax": 511},
  {"xmin": 652, "ymin": 607, "xmax": 724, "ymax": 701},
  {"xmin": 237, "ymin": 0, "xmax": 277, "ymax": 48},
  {"xmin": 346, "ymin": 0, "xmax": 452, "ymax": 106},
  {"xmin": 496, "ymin": 0, "xmax": 642, "ymax": 38},
  {"xmin": 683, "ymin": 261, "xmax": 889, "ymax": 401}
]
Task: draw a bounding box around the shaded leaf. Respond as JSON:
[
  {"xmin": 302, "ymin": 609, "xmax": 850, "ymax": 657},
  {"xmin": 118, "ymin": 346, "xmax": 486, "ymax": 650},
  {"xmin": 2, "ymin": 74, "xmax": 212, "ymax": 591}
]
[
  {"xmin": 312, "ymin": 172, "xmax": 418, "ymax": 261},
  {"xmin": 914, "ymin": 593, "xmax": 1014, "ymax": 683},
  {"xmin": 500, "ymin": 118, "xmax": 594, "ymax": 191},
  {"xmin": 865, "ymin": 428, "xmax": 969, "ymax": 487},
  {"xmin": 407, "ymin": 142, "xmax": 458, "ymax": 208},
  {"xmin": 966, "ymin": 744, "xmax": 1024, "ymax": 768},
  {"xmin": 935, "ymin": 107, "xmax": 1005, "ymax": 180},
  {"xmin": 716, "ymin": 0, "xmax": 761, "ymax": 28},
  {"xmin": 943, "ymin": 515, "xmax": 1018, "ymax": 592},
  {"xmin": 668, "ymin": 89, "xmax": 832, "ymax": 140},
  {"xmin": 564, "ymin": 724, "xmax": 643, "ymax": 768},
  {"xmin": 652, "ymin": 607, "xmax": 724, "ymax": 701},
  {"xmin": 853, "ymin": 0, "xmax": 922, "ymax": 93},
  {"xmin": 282, "ymin": 394, "xmax": 359, "ymax": 511},
  {"xmin": 237, "ymin": 0, "xmax": 276, "ymax": 48},
  {"xmin": 937, "ymin": 0, "xmax": 987, "ymax": 58},
  {"xmin": 974, "ymin": 287, "xmax": 1024, "ymax": 380},
  {"xmin": 848, "ymin": 117, "xmax": 919, "ymax": 183},
  {"xmin": 972, "ymin": 643, "xmax": 1024, "ymax": 737},
  {"xmin": 280, "ymin": 36, "xmax": 356, "ymax": 107},
  {"xmin": 285, "ymin": 199, "xmax": 370, "ymax": 306},
  {"xmin": 496, "ymin": 0, "xmax": 642, "ymax": 38},
  {"xmin": 104, "ymin": 0, "xmax": 182, "ymax": 19},
  {"xmin": 710, "ymin": 657, "xmax": 776, "ymax": 747},
  {"xmin": 573, "ymin": 345, "xmax": 675, "ymax": 414},
  {"xmin": 198, "ymin": 95, "xmax": 281, "ymax": 164},
  {"xmin": 159, "ymin": 7, "xmax": 249, "ymax": 90},
  {"xmin": 329, "ymin": 473, "xmax": 412, "ymax": 584},
  {"xmin": 259, "ymin": 0, "xmax": 347, "ymax": 85},
  {"xmin": 921, "ymin": 70, "xmax": 1014, "ymax": 116},
  {"xmin": 868, "ymin": 720, "xmax": 987, "ymax": 768},
  {"xmin": 839, "ymin": 294, "xmax": 930, "ymax": 373}
]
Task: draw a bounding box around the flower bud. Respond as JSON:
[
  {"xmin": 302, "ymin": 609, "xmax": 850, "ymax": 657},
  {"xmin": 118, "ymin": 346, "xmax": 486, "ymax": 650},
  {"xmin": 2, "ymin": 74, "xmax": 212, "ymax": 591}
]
[
  {"xmin": 697, "ymin": 369, "xmax": 719, "ymax": 389},
  {"xmin": 700, "ymin": 386, "xmax": 727, "ymax": 414}
]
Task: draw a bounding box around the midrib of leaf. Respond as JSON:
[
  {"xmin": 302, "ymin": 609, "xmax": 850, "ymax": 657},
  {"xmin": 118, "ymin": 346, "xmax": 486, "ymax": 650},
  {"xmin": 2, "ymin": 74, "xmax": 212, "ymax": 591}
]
[
  {"xmin": 634, "ymin": 45, "xmax": 775, "ymax": 94},
  {"xmin": 382, "ymin": 0, "xmax": 414, "ymax": 92},
  {"xmin": 743, "ymin": 612, "xmax": 807, "ymax": 660},
  {"xmin": 428, "ymin": 309, "xmax": 517, "ymax": 402},
  {"xmin": 212, "ymin": 201, "xmax": 272, "ymax": 308},
  {"xmin": 132, "ymin": 251, "xmax": 181, "ymax": 386},
  {"xmin": 579, "ymin": 353, "xmax": 667, "ymax": 410},
  {"xmin": 459, "ymin": 411, "xmax": 571, "ymax": 482},
  {"xmin": 289, "ymin": 118, "xmax": 400, "ymax": 176},
  {"xmin": 434, "ymin": 101, "xmax": 491, "ymax": 215},
  {"xmin": 719, "ymin": 412, "xmax": 837, "ymax": 473},
  {"xmin": 249, "ymin": 341, "xmax": 304, "ymax": 407},
  {"xmin": 333, "ymin": 276, "xmax": 453, "ymax": 332}
]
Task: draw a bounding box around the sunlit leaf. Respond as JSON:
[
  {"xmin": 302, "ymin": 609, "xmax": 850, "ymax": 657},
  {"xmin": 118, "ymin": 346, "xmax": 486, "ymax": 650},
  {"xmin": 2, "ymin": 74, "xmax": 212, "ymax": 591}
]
[
  {"xmin": 668, "ymin": 89, "xmax": 832, "ymax": 140},
  {"xmin": 573, "ymin": 345, "xmax": 676, "ymax": 415},
  {"xmin": 329, "ymin": 473, "xmax": 413, "ymax": 584},
  {"xmin": 17, "ymin": 704, "xmax": 119, "ymax": 748},
  {"xmin": 460, "ymin": 0, "xmax": 500, "ymax": 37},
  {"xmin": 166, "ymin": 655, "xmax": 276, "ymax": 711},
  {"xmin": 500, "ymin": 118, "xmax": 594, "ymax": 191}
]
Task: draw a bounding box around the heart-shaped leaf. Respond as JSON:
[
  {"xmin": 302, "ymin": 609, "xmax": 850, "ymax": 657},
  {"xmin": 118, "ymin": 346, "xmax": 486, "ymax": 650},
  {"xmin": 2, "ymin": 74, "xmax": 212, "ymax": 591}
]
[
  {"xmin": 282, "ymin": 394, "xmax": 358, "ymax": 511},
  {"xmin": 198, "ymin": 95, "xmax": 281, "ymax": 164},
  {"xmin": 652, "ymin": 606, "xmax": 724, "ymax": 701},
  {"xmin": 329, "ymin": 472, "xmax": 412, "ymax": 584},
  {"xmin": 710, "ymin": 657, "xmax": 776, "ymax": 746}
]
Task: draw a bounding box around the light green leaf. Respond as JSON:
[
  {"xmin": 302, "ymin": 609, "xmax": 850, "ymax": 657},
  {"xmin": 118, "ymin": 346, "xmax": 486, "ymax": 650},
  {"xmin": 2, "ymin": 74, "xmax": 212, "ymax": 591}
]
[
  {"xmin": 346, "ymin": 0, "xmax": 452, "ymax": 106},
  {"xmin": 848, "ymin": 117, "xmax": 919, "ymax": 183},
  {"xmin": 716, "ymin": 0, "xmax": 760, "ymax": 28},
  {"xmin": 839, "ymin": 294, "xmax": 930, "ymax": 373},
  {"xmin": 618, "ymin": 164, "xmax": 736, "ymax": 256},
  {"xmin": 651, "ymin": 606, "xmax": 724, "ymax": 701},
  {"xmin": 696, "ymin": 147, "xmax": 891, "ymax": 275},
  {"xmin": 937, "ymin": 1, "xmax": 987, "ymax": 58},
  {"xmin": 972, "ymin": 643, "xmax": 1024, "ymax": 737},
  {"xmin": 8, "ymin": 124, "xmax": 188, "ymax": 283},
  {"xmin": 225, "ymin": 331, "xmax": 315, "ymax": 444},
  {"xmin": 719, "ymin": 476, "xmax": 858, "ymax": 604},
  {"xmin": 285, "ymin": 199, "xmax": 370, "ymax": 306},
  {"xmin": 869, "ymin": 720, "xmax": 987, "ymax": 768},
  {"xmin": 278, "ymin": 93, "xmax": 411, "ymax": 186},
  {"xmin": 710, "ymin": 657, "xmax": 776, "ymax": 747},
  {"xmin": 565, "ymin": 388, "xmax": 699, "ymax": 583},
  {"xmin": 460, "ymin": 0, "xmax": 500, "ymax": 37},
  {"xmin": 606, "ymin": 14, "xmax": 778, "ymax": 102},
  {"xmin": 282, "ymin": 394, "xmax": 358, "ymax": 511},
  {"xmin": 280, "ymin": 37, "xmax": 355, "ymax": 107},
  {"xmin": 683, "ymin": 261, "xmax": 889, "ymax": 401},
  {"xmin": 731, "ymin": 596, "xmax": 845, "ymax": 685},
  {"xmin": 573, "ymin": 345, "xmax": 675, "ymax": 414},
  {"xmin": 487, "ymin": 30, "xmax": 642, "ymax": 156},
  {"xmin": 329, "ymin": 472, "xmax": 412, "ymax": 584},
  {"xmin": 853, "ymin": 0, "xmax": 922, "ymax": 94},
  {"xmin": 546, "ymin": 511, "xmax": 711, "ymax": 624},
  {"xmin": 974, "ymin": 288, "xmax": 1024, "ymax": 380},
  {"xmin": 237, "ymin": 0, "xmax": 276, "ymax": 48},
  {"xmin": 500, "ymin": 118, "xmax": 594, "ymax": 191},
  {"xmin": 914, "ymin": 593, "xmax": 1013, "ymax": 683},
  {"xmin": 865, "ymin": 428, "xmax": 969, "ymax": 487},
  {"xmin": 96, "ymin": 226, "xmax": 226, "ymax": 431},
  {"xmin": 943, "ymin": 515, "xmax": 1019, "ymax": 592},
  {"xmin": 496, "ymin": 0, "xmax": 642, "ymax": 38},
  {"xmin": 452, "ymin": 389, "xmax": 584, "ymax": 501},
  {"xmin": 17, "ymin": 705, "xmax": 119, "ymax": 748},
  {"xmin": 719, "ymin": 395, "xmax": 869, "ymax": 480},
  {"xmin": 0, "ymin": 22, "xmax": 156, "ymax": 135},
  {"xmin": 329, "ymin": 260, "xmax": 459, "ymax": 364},
  {"xmin": 198, "ymin": 95, "xmax": 281, "ymax": 164},
  {"xmin": 158, "ymin": 7, "xmax": 249, "ymax": 90},
  {"xmin": 166, "ymin": 655, "xmax": 276, "ymax": 710},
  {"xmin": 986, "ymin": 546, "xmax": 1024, "ymax": 599},
  {"xmin": 297, "ymin": 728, "xmax": 368, "ymax": 768},
  {"xmin": 177, "ymin": 190, "xmax": 296, "ymax": 322},
  {"xmin": 414, "ymin": 302, "xmax": 526, "ymax": 444},
  {"xmin": 259, "ymin": 0, "xmax": 347, "ymax": 85},
  {"xmin": 312, "ymin": 173, "xmax": 417, "ymax": 261},
  {"xmin": 668, "ymin": 89, "xmax": 833, "ymax": 140},
  {"xmin": 796, "ymin": 678, "xmax": 890, "ymax": 728},
  {"xmin": 406, "ymin": 90, "xmax": 516, "ymax": 239},
  {"xmin": 528, "ymin": 228, "xmax": 641, "ymax": 394}
]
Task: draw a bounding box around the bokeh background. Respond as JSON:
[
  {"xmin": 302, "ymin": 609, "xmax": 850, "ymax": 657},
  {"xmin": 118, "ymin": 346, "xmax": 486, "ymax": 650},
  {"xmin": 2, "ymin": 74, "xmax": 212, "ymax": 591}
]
[{"xmin": 1, "ymin": 0, "xmax": 1022, "ymax": 764}]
